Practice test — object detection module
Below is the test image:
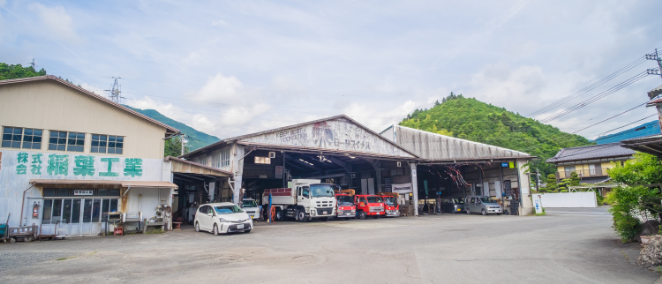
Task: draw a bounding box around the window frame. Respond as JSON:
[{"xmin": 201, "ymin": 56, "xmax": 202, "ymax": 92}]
[
  {"xmin": 48, "ymin": 130, "xmax": 68, "ymax": 151},
  {"xmin": 254, "ymin": 156, "xmax": 271, "ymax": 164},
  {"xmin": 66, "ymin": 132, "xmax": 86, "ymax": 152},
  {"xmin": 2, "ymin": 126, "xmax": 43, "ymax": 149}
]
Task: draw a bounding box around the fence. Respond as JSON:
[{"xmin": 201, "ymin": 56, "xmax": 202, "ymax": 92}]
[
  {"xmin": 536, "ymin": 192, "xmax": 597, "ymax": 208},
  {"xmin": 556, "ymin": 169, "xmax": 604, "ymax": 179}
]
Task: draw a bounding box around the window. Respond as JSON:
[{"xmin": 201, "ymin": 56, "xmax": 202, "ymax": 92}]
[
  {"xmin": 67, "ymin": 132, "xmax": 85, "ymax": 152},
  {"xmin": 255, "ymin": 156, "xmax": 271, "ymax": 164},
  {"xmin": 302, "ymin": 186, "xmax": 310, "ymax": 198},
  {"xmin": 48, "ymin": 131, "xmax": 67, "ymax": 151},
  {"xmin": 2, "ymin": 127, "xmax": 23, "ymax": 148},
  {"xmin": 107, "ymin": 135, "xmax": 123, "ymax": 154},
  {"xmin": 91, "ymin": 134, "xmax": 107, "ymax": 153},
  {"xmin": 220, "ymin": 148, "xmax": 231, "ymax": 167},
  {"xmin": 22, "ymin": 128, "xmax": 43, "ymax": 149}
]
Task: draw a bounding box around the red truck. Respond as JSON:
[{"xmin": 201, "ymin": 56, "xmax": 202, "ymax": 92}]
[
  {"xmin": 354, "ymin": 195, "xmax": 384, "ymax": 219},
  {"xmin": 335, "ymin": 189, "xmax": 356, "ymax": 219},
  {"xmin": 379, "ymin": 193, "xmax": 401, "ymax": 217}
]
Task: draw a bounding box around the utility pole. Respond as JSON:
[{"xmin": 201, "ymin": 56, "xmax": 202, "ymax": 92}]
[
  {"xmin": 31, "ymin": 59, "xmax": 37, "ymax": 70},
  {"xmin": 535, "ymin": 168, "xmax": 540, "ymax": 192},
  {"xmin": 181, "ymin": 135, "xmax": 188, "ymax": 156},
  {"xmin": 646, "ymin": 49, "xmax": 662, "ymax": 80}
]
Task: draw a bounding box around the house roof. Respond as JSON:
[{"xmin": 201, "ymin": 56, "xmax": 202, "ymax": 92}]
[
  {"xmin": 180, "ymin": 114, "xmax": 419, "ymax": 159},
  {"xmin": 0, "ymin": 75, "xmax": 180, "ymax": 134},
  {"xmin": 546, "ymin": 142, "xmax": 635, "ymax": 163}
]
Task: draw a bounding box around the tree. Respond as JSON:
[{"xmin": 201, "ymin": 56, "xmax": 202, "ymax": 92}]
[
  {"xmin": 607, "ymin": 153, "xmax": 662, "ymax": 242},
  {"xmin": 570, "ymin": 172, "xmax": 580, "ymax": 186},
  {"xmin": 164, "ymin": 137, "xmax": 189, "ymax": 157},
  {"xmin": 541, "ymin": 174, "xmax": 557, "ymax": 193}
]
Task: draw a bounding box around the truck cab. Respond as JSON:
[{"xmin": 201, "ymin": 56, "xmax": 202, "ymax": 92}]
[
  {"xmin": 335, "ymin": 193, "xmax": 356, "ymax": 218},
  {"xmin": 241, "ymin": 198, "xmax": 261, "ymax": 220},
  {"xmin": 263, "ymin": 181, "xmax": 337, "ymax": 222},
  {"xmin": 380, "ymin": 194, "xmax": 400, "ymax": 217},
  {"xmin": 354, "ymin": 195, "xmax": 385, "ymax": 219}
]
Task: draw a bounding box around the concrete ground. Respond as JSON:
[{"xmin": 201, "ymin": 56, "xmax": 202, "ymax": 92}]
[{"xmin": 0, "ymin": 206, "xmax": 658, "ymax": 283}]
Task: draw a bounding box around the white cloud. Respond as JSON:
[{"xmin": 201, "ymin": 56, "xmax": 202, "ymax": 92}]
[
  {"xmin": 468, "ymin": 63, "xmax": 547, "ymax": 114},
  {"xmin": 28, "ymin": 3, "xmax": 80, "ymax": 44},
  {"xmin": 196, "ymin": 73, "xmax": 245, "ymax": 103},
  {"xmin": 344, "ymin": 100, "xmax": 419, "ymax": 131},
  {"xmin": 211, "ymin": 19, "xmax": 227, "ymax": 26}
]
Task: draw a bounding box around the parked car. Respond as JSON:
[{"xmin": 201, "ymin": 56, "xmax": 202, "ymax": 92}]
[
  {"xmin": 242, "ymin": 198, "xmax": 261, "ymax": 220},
  {"xmin": 194, "ymin": 202, "xmax": 253, "ymax": 235},
  {"xmin": 440, "ymin": 198, "xmax": 465, "ymax": 213},
  {"xmin": 464, "ymin": 196, "xmax": 503, "ymax": 215}
]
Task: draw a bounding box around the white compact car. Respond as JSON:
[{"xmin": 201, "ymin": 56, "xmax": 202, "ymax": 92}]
[{"xmin": 194, "ymin": 202, "xmax": 253, "ymax": 235}]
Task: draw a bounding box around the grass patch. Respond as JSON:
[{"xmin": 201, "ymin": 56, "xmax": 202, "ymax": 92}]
[
  {"xmin": 145, "ymin": 229, "xmax": 165, "ymax": 234},
  {"xmin": 535, "ymin": 208, "xmax": 547, "ymax": 216},
  {"xmin": 56, "ymin": 256, "xmax": 74, "ymax": 261}
]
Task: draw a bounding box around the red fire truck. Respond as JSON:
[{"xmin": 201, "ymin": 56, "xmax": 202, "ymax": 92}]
[{"xmin": 354, "ymin": 194, "xmax": 384, "ymax": 219}]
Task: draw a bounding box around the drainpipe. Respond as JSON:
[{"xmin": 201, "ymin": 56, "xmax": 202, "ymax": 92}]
[{"xmin": 20, "ymin": 185, "xmax": 34, "ymax": 226}]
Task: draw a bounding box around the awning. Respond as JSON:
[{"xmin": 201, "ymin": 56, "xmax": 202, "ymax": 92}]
[
  {"xmin": 29, "ymin": 179, "xmax": 178, "ymax": 189},
  {"xmin": 165, "ymin": 156, "xmax": 233, "ymax": 178}
]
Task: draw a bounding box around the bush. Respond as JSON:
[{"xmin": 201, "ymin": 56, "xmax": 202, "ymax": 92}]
[
  {"xmin": 596, "ymin": 192, "xmax": 605, "ymax": 205},
  {"xmin": 560, "ymin": 190, "xmax": 568, "ymax": 193}
]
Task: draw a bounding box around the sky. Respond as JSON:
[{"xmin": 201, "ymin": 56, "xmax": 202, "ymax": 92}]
[{"xmin": 1, "ymin": 0, "xmax": 662, "ymax": 142}]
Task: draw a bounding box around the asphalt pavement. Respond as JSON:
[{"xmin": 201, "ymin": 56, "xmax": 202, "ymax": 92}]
[{"xmin": 0, "ymin": 206, "xmax": 658, "ymax": 283}]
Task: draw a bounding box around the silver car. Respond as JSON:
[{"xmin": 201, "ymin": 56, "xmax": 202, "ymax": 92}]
[{"xmin": 464, "ymin": 196, "xmax": 503, "ymax": 215}]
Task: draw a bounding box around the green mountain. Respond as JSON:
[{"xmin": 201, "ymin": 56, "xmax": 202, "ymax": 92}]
[
  {"xmin": 400, "ymin": 93, "xmax": 593, "ymax": 176},
  {"xmin": 124, "ymin": 106, "xmax": 220, "ymax": 151}
]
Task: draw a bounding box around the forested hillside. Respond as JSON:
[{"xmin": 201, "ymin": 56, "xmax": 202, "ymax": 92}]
[
  {"xmin": 400, "ymin": 93, "xmax": 593, "ymax": 175},
  {"xmin": 125, "ymin": 107, "xmax": 220, "ymax": 152},
  {"xmin": 0, "ymin": 63, "xmax": 47, "ymax": 80}
]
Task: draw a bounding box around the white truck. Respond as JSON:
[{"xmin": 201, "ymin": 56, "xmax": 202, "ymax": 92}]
[{"xmin": 262, "ymin": 179, "xmax": 337, "ymax": 222}]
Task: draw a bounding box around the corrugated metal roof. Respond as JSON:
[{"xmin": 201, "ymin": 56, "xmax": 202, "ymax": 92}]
[
  {"xmin": 165, "ymin": 156, "xmax": 233, "ymax": 176},
  {"xmin": 595, "ymin": 120, "xmax": 661, "ymax": 144},
  {"xmin": 622, "ymin": 133, "xmax": 662, "ymax": 143},
  {"xmin": 181, "ymin": 115, "xmax": 418, "ymax": 159},
  {"xmin": 546, "ymin": 142, "xmax": 634, "ymax": 163},
  {"xmin": 384, "ymin": 125, "xmax": 533, "ymax": 161},
  {"xmin": 0, "ymin": 76, "xmax": 180, "ymax": 134}
]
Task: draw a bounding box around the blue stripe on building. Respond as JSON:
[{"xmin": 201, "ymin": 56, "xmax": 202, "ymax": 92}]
[{"xmin": 595, "ymin": 120, "xmax": 661, "ymax": 145}]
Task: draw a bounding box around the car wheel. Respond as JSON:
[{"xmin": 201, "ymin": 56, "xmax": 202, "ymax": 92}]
[
  {"xmin": 195, "ymin": 222, "xmax": 200, "ymax": 232},
  {"xmin": 9, "ymin": 238, "xmax": 16, "ymax": 244},
  {"xmin": 481, "ymin": 209, "xmax": 487, "ymax": 216},
  {"xmin": 244, "ymin": 229, "xmax": 251, "ymax": 233},
  {"xmin": 213, "ymin": 224, "xmax": 219, "ymax": 236},
  {"xmin": 297, "ymin": 210, "xmax": 307, "ymax": 222},
  {"xmin": 466, "ymin": 209, "xmax": 471, "ymax": 215}
]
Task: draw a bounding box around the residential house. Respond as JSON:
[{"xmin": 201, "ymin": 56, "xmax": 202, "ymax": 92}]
[{"xmin": 546, "ymin": 142, "xmax": 634, "ymax": 184}]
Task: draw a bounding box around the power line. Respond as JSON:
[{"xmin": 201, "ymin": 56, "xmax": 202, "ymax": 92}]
[
  {"xmin": 539, "ymin": 71, "xmax": 651, "ymax": 123},
  {"xmin": 597, "ymin": 114, "xmax": 658, "ymax": 137},
  {"xmin": 528, "ymin": 55, "xmax": 647, "ymax": 117},
  {"xmin": 570, "ymin": 100, "xmax": 650, "ymax": 134}
]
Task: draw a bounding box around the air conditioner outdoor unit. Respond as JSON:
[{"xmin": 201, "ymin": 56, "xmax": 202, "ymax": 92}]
[{"xmin": 269, "ymin": 152, "xmax": 276, "ymax": 158}]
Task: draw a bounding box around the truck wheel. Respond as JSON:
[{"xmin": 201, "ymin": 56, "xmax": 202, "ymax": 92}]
[
  {"xmin": 10, "ymin": 238, "xmax": 16, "ymax": 244},
  {"xmin": 358, "ymin": 211, "xmax": 367, "ymax": 220},
  {"xmin": 276, "ymin": 209, "xmax": 284, "ymax": 221},
  {"xmin": 297, "ymin": 210, "xmax": 307, "ymax": 222},
  {"xmin": 466, "ymin": 209, "xmax": 471, "ymax": 215}
]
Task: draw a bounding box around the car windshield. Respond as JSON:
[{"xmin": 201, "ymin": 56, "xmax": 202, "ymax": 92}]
[
  {"xmin": 452, "ymin": 198, "xmax": 464, "ymax": 204},
  {"xmin": 383, "ymin": 197, "xmax": 397, "ymax": 205},
  {"xmin": 480, "ymin": 197, "xmax": 497, "ymax": 203},
  {"xmin": 310, "ymin": 184, "xmax": 335, "ymax": 197},
  {"xmin": 214, "ymin": 205, "xmax": 243, "ymax": 214},
  {"xmin": 242, "ymin": 200, "xmax": 257, "ymax": 207},
  {"xmin": 336, "ymin": 196, "xmax": 353, "ymax": 205},
  {"xmin": 367, "ymin": 196, "xmax": 383, "ymax": 203}
]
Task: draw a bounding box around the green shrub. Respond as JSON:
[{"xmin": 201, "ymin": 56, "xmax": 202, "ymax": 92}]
[
  {"xmin": 596, "ymin": 192, "xmax": 605, "ymax": 205},
  {"xmin": 560, "ymin": 189, "xmax": 568, "ymax": 193},
  {"xmin": 610, "ymin": 209, "xmax": 641, "ymax": 242}
]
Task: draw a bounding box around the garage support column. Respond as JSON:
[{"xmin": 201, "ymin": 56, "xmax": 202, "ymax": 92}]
[
  {"xmin": 232, "ymin": 144, "xmax": 245, "ymax": 205},
  {"xmin": 517, "ymin": 159, "xmax": 534, "ymax": 216},
  {"xmin": 410, "ymin": 162, "xmax": 419, "ymax": 216}
]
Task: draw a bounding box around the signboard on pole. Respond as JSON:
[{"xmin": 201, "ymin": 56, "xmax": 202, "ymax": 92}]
[{"xmin": 392, "ymin": 183, "xmax": 412, "ymax": 194}]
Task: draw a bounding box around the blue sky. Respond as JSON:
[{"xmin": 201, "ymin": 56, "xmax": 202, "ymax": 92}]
[{"xmin": 1, "ymin": 0, "xmax": 661, "ymax": 140}]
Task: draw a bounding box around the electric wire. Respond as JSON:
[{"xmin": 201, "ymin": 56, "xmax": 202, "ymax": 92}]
[
  {"xmin": 528, "ymin": 55, "xmax": 647, "ymax": 117},
  {"xmin": 539, "ymin": 71, "xmax": 651, "ymax": 123}
]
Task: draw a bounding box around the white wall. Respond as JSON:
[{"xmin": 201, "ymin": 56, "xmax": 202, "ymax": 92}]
[{"xmin": 537, "ymin": 192, "xmax": 597, "ymax": 208}]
